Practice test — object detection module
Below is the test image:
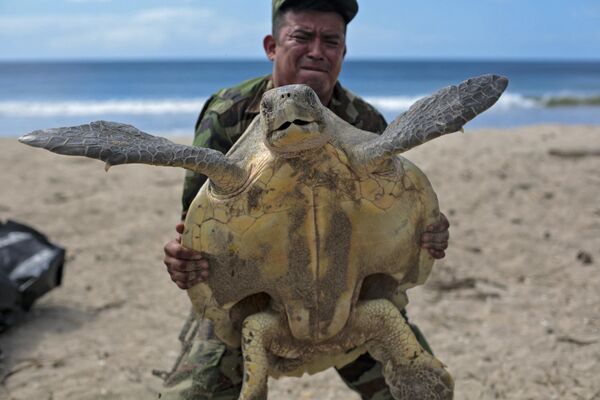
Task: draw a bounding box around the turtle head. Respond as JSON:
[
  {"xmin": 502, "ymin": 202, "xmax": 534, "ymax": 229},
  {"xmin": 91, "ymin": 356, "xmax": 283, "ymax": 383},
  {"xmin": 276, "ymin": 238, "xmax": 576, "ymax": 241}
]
[{"xmin": 260, "ymin": 84, "xmax": 330, "ymax": 157}]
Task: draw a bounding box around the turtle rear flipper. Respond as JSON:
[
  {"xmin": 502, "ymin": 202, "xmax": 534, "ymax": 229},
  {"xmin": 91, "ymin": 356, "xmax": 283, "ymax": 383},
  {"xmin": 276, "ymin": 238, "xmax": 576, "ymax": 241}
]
[
  {"xmin": 19, "ymin": 120, "xmax": 247, "ymax": 193},
  {"xmin": 354, "ymin": 299, "xmax": 454, "ymax": 400},
  {"xmin": 350, "ymin": 74, "xmax": 508, "ymax": 171}
]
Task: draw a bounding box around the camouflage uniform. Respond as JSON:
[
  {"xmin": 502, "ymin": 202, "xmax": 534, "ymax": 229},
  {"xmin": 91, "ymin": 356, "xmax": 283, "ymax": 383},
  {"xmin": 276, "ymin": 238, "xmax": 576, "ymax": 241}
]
[{"xmin": 159, "ymin": 75, "xmax": 432, "ymax": 400}]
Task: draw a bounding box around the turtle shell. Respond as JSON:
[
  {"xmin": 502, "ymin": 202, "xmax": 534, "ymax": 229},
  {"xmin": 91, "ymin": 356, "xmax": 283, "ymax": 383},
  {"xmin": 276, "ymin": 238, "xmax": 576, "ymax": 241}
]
[{"xmin": 183, "ymin": 114, "xmax": 439, "ymax": 348}]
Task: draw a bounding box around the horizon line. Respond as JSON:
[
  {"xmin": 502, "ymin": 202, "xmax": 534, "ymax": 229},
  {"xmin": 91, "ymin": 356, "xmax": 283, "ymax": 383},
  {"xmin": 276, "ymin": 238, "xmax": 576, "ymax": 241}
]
[{"xmin": 1, "ymin": 56, "xmax": 600, "ymax": 64}]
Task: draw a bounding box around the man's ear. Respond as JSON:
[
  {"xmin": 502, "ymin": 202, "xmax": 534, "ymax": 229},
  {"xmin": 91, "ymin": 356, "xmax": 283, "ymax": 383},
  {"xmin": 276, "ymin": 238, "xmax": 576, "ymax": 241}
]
[
  {"xmin": 263, "ymin": 35, "xmax": 277, "ymax": 61},
  {"xmin": 343, "ymin": 44, "xmax": 347, "ymax": 58}
]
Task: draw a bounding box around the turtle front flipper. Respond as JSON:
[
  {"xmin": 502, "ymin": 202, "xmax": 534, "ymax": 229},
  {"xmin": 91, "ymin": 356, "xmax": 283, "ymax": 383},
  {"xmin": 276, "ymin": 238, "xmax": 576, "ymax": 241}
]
[
  {"xmin": 352, "ymin": 299, "xmax": 454, "ymax": 400},
  {"xmin": 19, "ymin": 120, "xmax": 247, "ymax": 193},
  {"xmin": 350, "ymin": 74, "xmax": 508, "ymax": 172}
]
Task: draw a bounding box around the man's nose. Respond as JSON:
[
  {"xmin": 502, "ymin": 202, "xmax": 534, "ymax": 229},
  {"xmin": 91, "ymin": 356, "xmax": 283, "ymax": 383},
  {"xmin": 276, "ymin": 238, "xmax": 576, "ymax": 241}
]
[{"xmin": 306, "ymin": 38, "xmax": 325, "ymax": 59}]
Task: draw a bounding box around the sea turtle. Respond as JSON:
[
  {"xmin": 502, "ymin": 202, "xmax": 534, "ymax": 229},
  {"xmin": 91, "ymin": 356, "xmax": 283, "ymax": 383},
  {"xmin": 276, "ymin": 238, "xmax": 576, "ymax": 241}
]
[{"xmin": 20, "ymin": 74, "xmax": 508, "ymax": 400}]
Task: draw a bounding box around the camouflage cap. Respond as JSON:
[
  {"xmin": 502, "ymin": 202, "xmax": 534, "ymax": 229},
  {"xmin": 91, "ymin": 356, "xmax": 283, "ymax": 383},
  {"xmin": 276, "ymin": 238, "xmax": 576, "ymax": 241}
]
[{"xmin": 272, "ymin": 0, "xmax": 359, "ymax": 24}]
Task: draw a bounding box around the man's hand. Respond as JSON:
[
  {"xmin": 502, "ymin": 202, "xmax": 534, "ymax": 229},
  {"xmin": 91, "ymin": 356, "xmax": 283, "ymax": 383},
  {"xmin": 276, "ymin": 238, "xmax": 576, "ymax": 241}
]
[
  {"xmin": 420, "ymin": 213, "xmax": 450, "ymax": 259},
  {"xmin": 163, "ymin": 222, "xmax": 209, "ymax": 289}
]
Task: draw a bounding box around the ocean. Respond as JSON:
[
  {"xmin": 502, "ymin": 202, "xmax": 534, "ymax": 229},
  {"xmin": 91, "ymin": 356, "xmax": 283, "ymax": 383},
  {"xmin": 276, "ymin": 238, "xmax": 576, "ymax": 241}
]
[{"xmin": 1, "ymin": 60, "xmax": 599, "ymax": 137}]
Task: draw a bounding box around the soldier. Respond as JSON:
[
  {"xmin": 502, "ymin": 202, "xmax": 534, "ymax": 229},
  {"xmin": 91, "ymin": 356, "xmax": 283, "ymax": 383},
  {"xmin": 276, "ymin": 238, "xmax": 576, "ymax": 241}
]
[{"xmin": 159, "ymin": 1, "xmax": 449, "ymax": 399}]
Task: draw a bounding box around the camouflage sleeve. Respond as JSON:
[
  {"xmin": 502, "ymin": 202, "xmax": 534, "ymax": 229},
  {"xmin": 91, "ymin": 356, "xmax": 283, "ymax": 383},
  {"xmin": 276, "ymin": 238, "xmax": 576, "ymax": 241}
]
[
  {"xmin": 332, "ymin": 83, "xmax": 388, "ymax": 135},
  {"xmin": 180, "ymin": 96, "xmax": 235, "ymax": 218},
  {"xmin": 354, "ymin": 101, "xmax": 388, "ymax": 134},
  {"xmin": 365, "ymin": 110, "xmax": 387, "ymax": 134}
]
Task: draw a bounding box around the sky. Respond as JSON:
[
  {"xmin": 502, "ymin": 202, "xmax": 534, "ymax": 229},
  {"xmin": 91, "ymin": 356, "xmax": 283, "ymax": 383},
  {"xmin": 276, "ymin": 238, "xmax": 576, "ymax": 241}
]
[{"xmin": 0, "ymin": 0, "xmax": 599, "ymax": 61}]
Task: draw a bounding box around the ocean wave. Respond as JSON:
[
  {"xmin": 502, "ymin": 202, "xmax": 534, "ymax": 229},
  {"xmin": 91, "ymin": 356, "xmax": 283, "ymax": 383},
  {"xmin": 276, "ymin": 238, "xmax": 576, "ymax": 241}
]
[
  {"xmin": 0, "ymin": 98, "xmax": 208, "ymax": 117},
  {"xmin": 366, "ymin": 92, "xmax": 540, "ymax": 113},
  {"xmin": 537, "ymin": 95, "xmax": 600, "ymax": 107},
  {"xmin": 368, "ymin": 92, "xmax": 600, "ymax": 113},
  {"xmin": 1, "ymin": 92, "xmax": 598, "ymax": 118}
]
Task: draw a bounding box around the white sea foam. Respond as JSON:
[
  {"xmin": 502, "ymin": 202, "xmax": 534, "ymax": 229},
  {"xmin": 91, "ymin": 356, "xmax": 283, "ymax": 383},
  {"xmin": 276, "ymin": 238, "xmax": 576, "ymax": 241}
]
[
  {"xmin": 493, "ymin": 93, "xmax": 539, "ymax": 110},
  {"xmin": 0, "ymin": 91, "xmax": 597, "ymax": 118},
  {"xmin": 0, "ymin": 98, "xmax": 208, "ymax": 117},
  {"xmin": 364, "ymin": 96, "xmax": 424, "ymax": 113},
  {"xmin": 366, "ymin": 91, "xmax": 539, "ymax": 113}
]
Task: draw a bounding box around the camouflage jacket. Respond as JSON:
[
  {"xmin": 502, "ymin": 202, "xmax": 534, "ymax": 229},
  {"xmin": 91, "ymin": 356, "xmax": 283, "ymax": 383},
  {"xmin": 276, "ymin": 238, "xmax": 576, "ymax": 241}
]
[{"xmin": 181, "ymin": 75, "xmax": 387, "ymax": 216}]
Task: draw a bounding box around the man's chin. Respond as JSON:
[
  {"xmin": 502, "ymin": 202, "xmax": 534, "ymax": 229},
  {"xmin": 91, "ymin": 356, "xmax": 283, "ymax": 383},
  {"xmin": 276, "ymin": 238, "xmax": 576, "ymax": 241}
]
[{"xmin": 297, "ymin": 69, "xmax": 329, "ymax": 82}]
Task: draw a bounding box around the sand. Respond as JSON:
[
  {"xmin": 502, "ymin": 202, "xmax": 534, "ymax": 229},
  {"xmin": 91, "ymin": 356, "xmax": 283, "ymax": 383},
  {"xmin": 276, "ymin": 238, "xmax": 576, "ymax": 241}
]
[{"xmin": 1, "ymin": 124, "xmax": 599, "ymax": 400}]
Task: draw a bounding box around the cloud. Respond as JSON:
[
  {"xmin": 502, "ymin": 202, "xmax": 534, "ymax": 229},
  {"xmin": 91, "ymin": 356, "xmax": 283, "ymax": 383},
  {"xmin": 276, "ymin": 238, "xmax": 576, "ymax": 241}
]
[
  {"xmin": 0, "ymin": 6, "xmax": 267, "ymax": 58},
  {"xmin": 134, "ymin": 7, "xmax": 213, "ymax": 23},
  {"xmin": 0, "ymin": 14, "xmax": 106, "ymax": 35}
]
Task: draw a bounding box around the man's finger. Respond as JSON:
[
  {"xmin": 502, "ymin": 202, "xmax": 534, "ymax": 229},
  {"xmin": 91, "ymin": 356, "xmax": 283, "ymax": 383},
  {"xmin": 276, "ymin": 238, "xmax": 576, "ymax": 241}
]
[
  {"xmin": 422, "ymin": 241, "xmax": 448, "ymax": 251},
  {"xmin": 165, "ymin": 242, "xmax": 205, "ymax": 261},
  {"xmin": 174, "ymin": 280, "xmax": 190, "ymax": 290},
  {"xmin": 429, "ymin": 249, "xmax": 446, "ymax": 259},
  {"xmin": 421, "ymin": 230, "xmax": 450, "ymax": 244},
  {"xmin": 166, "ymin": 258, "xmax": 207, "ymax": 273},
  {"xmin": 173, "ymin": 278, "xmax": 204, "ymax": 290},
  {"xmin": 180, "ymin": 275, "xmax": 207, "ymax": 290},
  {"xmin": 426, "ymin": 213, "xmax": 450, "ymax": 232},
  {"xmin": 169, "ymin": 271, "xmax": 187, "ymax": 283},
  {"xmin": 170, "ymin": 270, "xmax": 203, "ymax": 283},
  {"xmin": 175, "ymin": 247, "xmax": 205, "ymax": 260},
  {"xmin": 168, "ymin": 262, "xmax": 209, "ymax": 277},
  {"xmin": 187, "ymin": 268, "xmax": 210, "ymax": 280},
  {"xmin": 183, "ymin": 260, "xmax": 209, "ymax": 272},
  {"xmin": 435, "ymin": 212, "xmax": 450, "ymax": 230}
]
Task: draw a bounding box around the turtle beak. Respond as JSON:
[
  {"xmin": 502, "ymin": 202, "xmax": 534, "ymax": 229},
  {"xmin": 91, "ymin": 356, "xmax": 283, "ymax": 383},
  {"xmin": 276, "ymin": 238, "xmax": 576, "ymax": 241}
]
[
  {"xmin": 272, "ymin": 118, "xmax": 313, "ymax": 132},
  {"xmin": 267, "ymin": 119, "xmax": 322, "ymax": 150}
]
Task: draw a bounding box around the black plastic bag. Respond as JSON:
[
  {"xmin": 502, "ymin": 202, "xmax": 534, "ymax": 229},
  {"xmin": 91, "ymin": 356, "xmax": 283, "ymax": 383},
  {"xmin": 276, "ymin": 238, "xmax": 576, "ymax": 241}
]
[{"xmin": 0, "ymin": 220, "xmax": 65, "ymax": 331}]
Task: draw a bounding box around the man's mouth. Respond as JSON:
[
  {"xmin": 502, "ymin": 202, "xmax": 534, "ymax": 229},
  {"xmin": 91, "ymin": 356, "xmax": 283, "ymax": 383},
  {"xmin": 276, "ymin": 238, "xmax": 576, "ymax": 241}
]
[{"xmin": 300, "ymin": 65, "xmax": 328, "ymax": 73}]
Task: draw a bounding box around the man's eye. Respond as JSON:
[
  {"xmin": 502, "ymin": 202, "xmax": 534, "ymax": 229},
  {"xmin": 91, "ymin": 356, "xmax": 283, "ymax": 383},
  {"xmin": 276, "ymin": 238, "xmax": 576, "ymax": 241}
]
[{"xmin": 292, "ymin": 34, "xmax": 309, "ymax": 42}]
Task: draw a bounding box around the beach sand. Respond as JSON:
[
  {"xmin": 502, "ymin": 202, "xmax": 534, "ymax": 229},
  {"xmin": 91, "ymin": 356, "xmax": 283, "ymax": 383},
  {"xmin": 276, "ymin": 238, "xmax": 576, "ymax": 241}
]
[{"xmin": 1, "ymin": 124, "xmax": 599, "ymax": 399}]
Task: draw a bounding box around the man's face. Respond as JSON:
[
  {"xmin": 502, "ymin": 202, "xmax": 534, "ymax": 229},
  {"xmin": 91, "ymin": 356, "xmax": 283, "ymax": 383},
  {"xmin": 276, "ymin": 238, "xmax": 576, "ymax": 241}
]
[{"xmin": 264, "ymin": 10, "xmax": 346, "ymax": 106}]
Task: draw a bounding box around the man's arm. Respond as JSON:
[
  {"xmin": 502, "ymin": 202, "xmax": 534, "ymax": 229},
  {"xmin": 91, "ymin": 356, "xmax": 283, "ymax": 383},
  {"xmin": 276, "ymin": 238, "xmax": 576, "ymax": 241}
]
[{"xmin": 163, "ymin": 96, "xmax": 233, "ymax": 289}]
